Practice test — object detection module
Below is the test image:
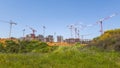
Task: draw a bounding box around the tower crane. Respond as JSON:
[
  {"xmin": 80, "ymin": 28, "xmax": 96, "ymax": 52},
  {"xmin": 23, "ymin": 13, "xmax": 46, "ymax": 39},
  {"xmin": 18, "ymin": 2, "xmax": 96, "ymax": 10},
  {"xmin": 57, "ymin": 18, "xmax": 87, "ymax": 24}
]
[
  {"xmin": 97, "ymin": 13, "xmax": 117, "ymax": 35},
  {"xmin": 22, "ymin": 29, "xmax": 25, "ymax": 37},
  {"xmin": 29, "ymin": 27, "xmax": 36, "ymax": 39},
  {"xmin": 74, "ymin": 27, "xmax": 78, "ymax": 38},
  {"xmin": 0, "ymin": 20, "xmax": 17, "ymax": 38},
  {"xmin": 74, "ymin": 23, "xmax": 87, "ymax": 39},
  {"xmin": 26, "ymin": 25, "xmax": 37, "ymax": 39},
  {"xmin": 74, "ymin": 27, "xmax": 80, "ymax": 39},
  {"xmin": 43, "ymin": 26, "xmax": 46, "ymax": 37},
  {"xmin": 67, "ymin": 24, "xmax": 74, "ymax": 38},
  {"xmin": 77, "ymin": 29, "xmax": 80, "ymax": 39},
  {"xmin": 67, "ymin": 23, "xmax": 87, "ymax": 39}
]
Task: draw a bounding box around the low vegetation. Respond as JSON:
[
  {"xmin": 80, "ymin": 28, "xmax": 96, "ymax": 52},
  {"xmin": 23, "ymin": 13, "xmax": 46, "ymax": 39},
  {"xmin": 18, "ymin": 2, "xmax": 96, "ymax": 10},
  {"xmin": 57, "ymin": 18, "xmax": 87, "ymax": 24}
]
[
  {"xmin": 89, "ymin": 29, "xmax": 120, "ymax": 51},
  {"xmin": 0, "ymin": 40, "xmax": 57, "ymax": 53},
  {"xmin": 0, "ymin": 46, "xmax": 120, "ymax": 68}
]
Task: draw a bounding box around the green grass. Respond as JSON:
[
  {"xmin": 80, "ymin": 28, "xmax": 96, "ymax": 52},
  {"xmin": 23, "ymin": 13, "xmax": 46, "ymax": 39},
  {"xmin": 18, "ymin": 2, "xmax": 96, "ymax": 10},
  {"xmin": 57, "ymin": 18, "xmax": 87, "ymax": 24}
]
[{"xmin": 0, "ymin": 46, "xmax": 120, "ymax": 68}]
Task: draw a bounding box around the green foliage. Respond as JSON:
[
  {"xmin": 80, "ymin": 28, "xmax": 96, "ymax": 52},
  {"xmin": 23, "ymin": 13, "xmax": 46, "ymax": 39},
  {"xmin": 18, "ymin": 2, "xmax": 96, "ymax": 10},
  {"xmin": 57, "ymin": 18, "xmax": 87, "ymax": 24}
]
[
  {"xmin": 0, "ymin": 40, "xmax": 57, "ymax": 53},
  {"xmin": 5, "ymin": 40, "xmax": 20, "ymax": 53},
  {"xmin": 75, "ymin": 42, "xmax": 81, "ymax": 46},
  {"xmin": 0, "ymin": 46, "xmax": 120, "ymax": 68},
  {"xmin": 0, "ymin": 43, "xmax": 5, "ymax": 53},
  {"xmin": 31, "ymin": 42, "xmax": 58, "ymax": 53},
  {"xmin": 90, "ymin": 29, "xmax": 120, "ymax": 51}
]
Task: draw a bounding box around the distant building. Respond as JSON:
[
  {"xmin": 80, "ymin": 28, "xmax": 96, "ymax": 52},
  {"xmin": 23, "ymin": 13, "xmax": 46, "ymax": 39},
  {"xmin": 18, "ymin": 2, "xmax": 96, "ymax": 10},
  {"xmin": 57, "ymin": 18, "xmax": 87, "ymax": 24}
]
[
  {"xmin": 65, "ymin": 38, "xmax": 80, "ymax": 44},
  {"xmin": 74, "ymin": 38, "xmax": 80, "ymax": 42},
  {"xmin": 30, "ymin": 34, "xmax": 35, "ymax": 39},
  {"xmin": 24, "ymin": 34, "xmax": 36, "ymax": 41},
  {"xmin": 19, "ymin": 37, "xmax": 25, "ymax": 41},
  {"xmin": 80, "ymin": 39, "xmax": 91, "ymax": 44},
  {"xmin": 25, "ymin": 34, "xmax": 33, "ymax": 40},
  {"xmin": 57, "ymin": 36, "xmax": 63, "ymax": 42},
  {"xmin": 65, "ymin": 38, "xmax": 75, "ymax": 44},
  {"xmin": 37, "ymin": 35, "xmax": 44, "ymax": 42},
  {"xmin": 45, "ymin": 35, "xmax": 54, "ymax": 42}
]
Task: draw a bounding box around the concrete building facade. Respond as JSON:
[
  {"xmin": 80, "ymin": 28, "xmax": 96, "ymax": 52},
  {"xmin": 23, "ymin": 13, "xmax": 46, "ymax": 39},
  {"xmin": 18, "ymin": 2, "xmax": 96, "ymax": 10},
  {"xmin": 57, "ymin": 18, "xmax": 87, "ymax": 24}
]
[{"xmin": 57, "ymin": 36, "xmax": 63, "ymax": 42}]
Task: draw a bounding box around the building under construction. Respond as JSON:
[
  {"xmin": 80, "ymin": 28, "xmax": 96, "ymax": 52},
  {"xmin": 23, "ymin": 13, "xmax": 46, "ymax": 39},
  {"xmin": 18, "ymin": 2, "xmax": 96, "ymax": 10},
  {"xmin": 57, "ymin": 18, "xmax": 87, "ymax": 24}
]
[
  {"xmin": 64, "ymin": 38, "xmax": 80, "ymax": 44},
  {"xmin": 36, "ymin": 34, "xmax": 44, "ymax": 42},
  {"xmin": 57, "ymin": 36, "xmax": 63, "ymax": 42},
  {"xmin": 45, "ymin": 35, "xmax": 54, "ymax": 42},
  {"xmin": 64, "ymin": 38, "xmax": 91, "ymax": 44},
  {"xmin": 20, "ymin": 33, "xmax": 91, "ymax": 44}
]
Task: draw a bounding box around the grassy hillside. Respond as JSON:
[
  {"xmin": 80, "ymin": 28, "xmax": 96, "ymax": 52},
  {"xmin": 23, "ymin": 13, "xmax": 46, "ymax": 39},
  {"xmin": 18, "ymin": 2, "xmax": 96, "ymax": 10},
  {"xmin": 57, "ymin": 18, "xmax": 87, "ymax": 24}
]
[
  {"xmin": 90, "ymin": 29, "xmax": 120, "ymax": 51},
  {"xmin": 0, "ymin": 46, "xmax": 120, "ymax": 68}
]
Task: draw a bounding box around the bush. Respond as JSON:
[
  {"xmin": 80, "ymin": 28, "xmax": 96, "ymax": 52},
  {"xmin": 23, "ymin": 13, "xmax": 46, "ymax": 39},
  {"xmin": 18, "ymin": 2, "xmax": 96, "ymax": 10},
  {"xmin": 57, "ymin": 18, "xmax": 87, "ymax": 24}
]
[
  {"xmin": 89, "ymin": 29, "xmax": 120, "ymax": 51},
  {"xmin": 114, "ymin": 42, "xmax": 120, "ymax": 51},
  {"xmin": 32, "ymin": 42, "xmax": 58, "ymax": 53},
  {"xmin": 0, "ymin": 43, "xmax": 5, "ymax": 53},
  {"xmin": 0, "ymin": 40, "xmax": 58, "ymax": 53},
  {"xmin": 5, "ymin": 40, "xmax": 20, "ymax": 53}
]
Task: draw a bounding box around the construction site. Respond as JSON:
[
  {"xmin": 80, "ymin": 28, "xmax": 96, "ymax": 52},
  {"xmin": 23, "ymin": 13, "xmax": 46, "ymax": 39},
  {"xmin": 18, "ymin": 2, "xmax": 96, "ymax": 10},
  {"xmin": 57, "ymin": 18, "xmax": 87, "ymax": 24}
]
[
  {"xmin": 0, "ymin": 20, "xmax": 91, "ymax": 46},
  {"xmin": 0, "ymin": 12, "xmax": 118, "ymax": 46}
]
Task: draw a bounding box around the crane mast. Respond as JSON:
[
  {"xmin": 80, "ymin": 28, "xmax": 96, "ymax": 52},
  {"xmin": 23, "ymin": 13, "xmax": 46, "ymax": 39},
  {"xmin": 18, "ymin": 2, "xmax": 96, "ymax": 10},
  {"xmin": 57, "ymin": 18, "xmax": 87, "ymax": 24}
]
[
  {"xmin": 26, "ymin": 25, "xmax": 37, "ymax": 39},
  {"xmin": 67, "ymin": 24, "xmax": 74, "ymax": 38},
  {"xmin": 9, "ymin": 21, "xmax": 17, "ymax": 38},
  {"xmin": 0, "ymin": 20, "xmax": 17, "ymax": 38},
  {"xmin": 43, "ymin": 26, "xmax": 46, "ymax": 37},
  {"xmin": 29, "ymin": 27, "xmax": 37, "ymax": 39},
  {"xmin": 97, "ymin": 13, "xmax": 117, "ymax": 35}
]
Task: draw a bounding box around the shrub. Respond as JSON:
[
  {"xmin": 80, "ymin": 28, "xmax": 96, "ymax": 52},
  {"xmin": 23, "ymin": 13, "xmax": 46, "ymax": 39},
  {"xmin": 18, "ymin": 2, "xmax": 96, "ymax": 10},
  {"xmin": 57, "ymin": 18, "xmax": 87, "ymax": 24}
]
[
  {"xmin": 89, "ymin": 29, "xmax": 120, "ymax": 51},
  {"xmin": 0, "ymin": 40, "xmax": 58, "ymax": 53}
]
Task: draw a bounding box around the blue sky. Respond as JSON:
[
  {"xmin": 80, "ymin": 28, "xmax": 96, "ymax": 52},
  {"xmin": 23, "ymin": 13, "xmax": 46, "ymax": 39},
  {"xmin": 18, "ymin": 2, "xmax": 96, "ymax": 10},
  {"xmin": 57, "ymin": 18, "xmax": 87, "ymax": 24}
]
[{"xmin": 0, "ymin": 0, "xmax": 120, "ymax": 39}]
